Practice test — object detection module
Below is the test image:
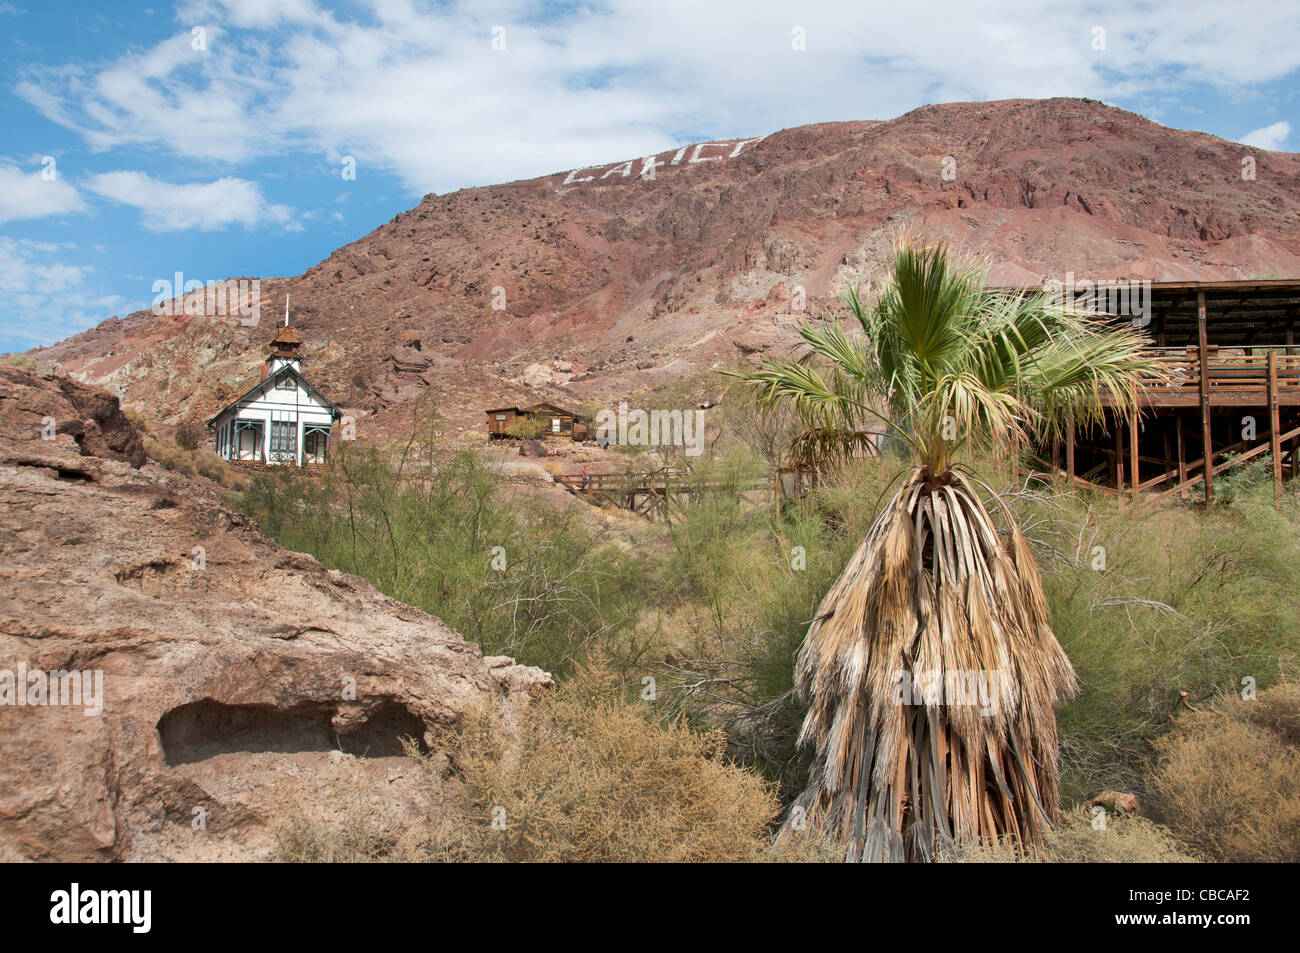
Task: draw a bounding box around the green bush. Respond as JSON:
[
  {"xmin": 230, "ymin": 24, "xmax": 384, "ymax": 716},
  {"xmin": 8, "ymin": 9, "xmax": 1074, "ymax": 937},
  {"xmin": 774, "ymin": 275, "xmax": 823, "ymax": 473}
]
[
  {"xmin": 1001, "ymin": 479, "xmax": 1300, "ymax": 802},
  {"xmin": 504, "ymin": 416, "xmax": 544, "ymax": 439},
  {"xmin": 240, "ymin": 442, "xmax": 645, "ymax": 676}
]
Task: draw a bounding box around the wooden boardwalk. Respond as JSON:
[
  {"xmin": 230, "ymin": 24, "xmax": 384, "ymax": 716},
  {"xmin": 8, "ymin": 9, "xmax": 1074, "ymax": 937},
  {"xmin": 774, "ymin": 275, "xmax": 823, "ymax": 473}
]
[{"xmin": 556, "ymin": 468, "xmax": 767, "ymax": 519}]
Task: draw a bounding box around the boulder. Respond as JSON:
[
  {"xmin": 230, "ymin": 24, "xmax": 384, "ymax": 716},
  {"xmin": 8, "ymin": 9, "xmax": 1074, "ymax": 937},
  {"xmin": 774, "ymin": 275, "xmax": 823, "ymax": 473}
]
[
  {"xmin": 1089, "ymin": 790, "xmax": 1142, "ymax": 814},
  {"xmin": 519, "ymin": 362, "xmax": 553, "ymax": 388}
]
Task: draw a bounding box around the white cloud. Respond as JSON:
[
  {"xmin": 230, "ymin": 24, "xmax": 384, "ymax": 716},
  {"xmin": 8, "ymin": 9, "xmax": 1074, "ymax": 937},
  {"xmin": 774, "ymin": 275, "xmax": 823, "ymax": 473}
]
[
  {"xmin": 84, "ymin": 171, "xmax": 298, "ymax": 231},
  {"xmin": 0, "ymin": 162, "xmax": 85, "ymax": 224},
  {"xmin": 0, "ymin": 238, "xmax": 125, "ymax": 349},
  {"xmin": 16, "ymin": 0, "xmax": 1300, "ymax": 197},
  {"xmin": 1239, "ymin": 120, "xmax": 1291, "ymax": 151}
]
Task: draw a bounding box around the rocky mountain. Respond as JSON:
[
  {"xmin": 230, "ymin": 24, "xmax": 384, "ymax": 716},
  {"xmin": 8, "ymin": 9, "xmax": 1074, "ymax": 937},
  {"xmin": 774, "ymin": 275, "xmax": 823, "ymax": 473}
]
[
  {"xmin": 0, "ymin": 365, "xmax": 550, "ymax": 860},
  {"xmin": 32, "ymin": 97, "xmax": 1300, "ymax": 444}
]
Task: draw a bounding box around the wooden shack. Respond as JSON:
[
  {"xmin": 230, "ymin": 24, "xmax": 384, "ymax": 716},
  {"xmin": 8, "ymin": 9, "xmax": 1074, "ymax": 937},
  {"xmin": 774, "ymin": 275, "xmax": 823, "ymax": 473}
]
[
  {"xmin": 1024, "ymin": 279, "xmax": 1300, "ymax": 503},
  {"xmin": 485, "ymin": 402, "xmax": 589, "ymax": 440},
  {"xmin": 485, "ymin": 406, "xmax": 520, "ymax": 438}
]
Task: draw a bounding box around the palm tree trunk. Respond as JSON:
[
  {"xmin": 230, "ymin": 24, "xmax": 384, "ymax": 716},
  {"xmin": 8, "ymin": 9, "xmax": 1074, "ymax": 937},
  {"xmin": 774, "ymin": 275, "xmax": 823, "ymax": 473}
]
[{"xmin": 782, "ymin": 467, "xmax": 1077, "ymax": 861}]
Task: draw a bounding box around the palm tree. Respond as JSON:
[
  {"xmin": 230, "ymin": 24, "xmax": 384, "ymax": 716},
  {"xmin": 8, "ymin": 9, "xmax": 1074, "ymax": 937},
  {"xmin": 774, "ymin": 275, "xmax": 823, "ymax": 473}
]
[{"xmin": 730, "ymin": 241, "xmax": 1154, "ymax": 861}]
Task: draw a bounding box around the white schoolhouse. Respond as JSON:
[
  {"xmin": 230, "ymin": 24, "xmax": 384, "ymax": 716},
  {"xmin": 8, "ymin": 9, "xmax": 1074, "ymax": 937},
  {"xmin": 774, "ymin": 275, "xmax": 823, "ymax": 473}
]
[{"xmin": 208, "ymin": 316, "xmax": 341, "ymax": 466}]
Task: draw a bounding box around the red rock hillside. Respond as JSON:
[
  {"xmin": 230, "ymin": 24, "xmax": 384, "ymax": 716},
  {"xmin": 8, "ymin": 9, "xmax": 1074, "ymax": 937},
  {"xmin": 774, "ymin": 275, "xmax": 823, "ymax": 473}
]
[{"xmin": 31, "ymin": 97, "xmax": 1300, "ymax": 444}]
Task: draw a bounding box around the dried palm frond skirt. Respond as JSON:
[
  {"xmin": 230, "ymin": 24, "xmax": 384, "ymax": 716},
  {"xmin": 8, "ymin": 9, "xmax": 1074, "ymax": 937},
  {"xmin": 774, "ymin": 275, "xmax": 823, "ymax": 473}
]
[{"xmin": 781, "ymin": 466, "xmax": 1078, "ymax": 862}]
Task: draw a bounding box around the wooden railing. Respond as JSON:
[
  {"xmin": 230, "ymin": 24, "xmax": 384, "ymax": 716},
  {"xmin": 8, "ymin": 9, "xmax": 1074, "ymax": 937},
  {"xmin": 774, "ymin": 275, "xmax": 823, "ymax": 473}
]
[
  {"xmin": 1055, "ymin": 346, "xmax": 1300, "ymax": 504},
  {"xmin": 554, "ymin": 468, "xmax": 769, "ymax": 518},
  {"xmin": 1145, "ymin": 349, "xmax": 1300, "ymax": 393}
]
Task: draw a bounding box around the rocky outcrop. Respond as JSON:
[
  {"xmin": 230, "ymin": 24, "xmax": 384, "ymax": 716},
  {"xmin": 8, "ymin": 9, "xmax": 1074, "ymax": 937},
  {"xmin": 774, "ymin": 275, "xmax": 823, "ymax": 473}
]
[
  {"xmin": 0, "ymin": 368, "xmax": 551, "ymax": 861},
  {"xmin": 0, "ymin": 364, "xmax": 146, "ymax": 468}
]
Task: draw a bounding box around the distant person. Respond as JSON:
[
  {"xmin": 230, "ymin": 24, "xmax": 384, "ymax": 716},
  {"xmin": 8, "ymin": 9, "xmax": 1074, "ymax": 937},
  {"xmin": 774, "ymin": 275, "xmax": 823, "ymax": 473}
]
[{"xmin": 581, "ymin": 464, "xmax": 590, "ymax": 491}]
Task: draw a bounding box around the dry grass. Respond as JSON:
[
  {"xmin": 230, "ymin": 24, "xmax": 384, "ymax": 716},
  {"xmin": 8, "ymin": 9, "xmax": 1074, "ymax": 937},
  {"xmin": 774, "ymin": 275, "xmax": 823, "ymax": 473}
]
[
  {"xmin": 955, "ymin": 807, "xmax": 1198, "ymax": 863},
  {"xmin": 449, "ymin": 668, "xmax": 780, "ymax": 862},
  {"xmin": 274, "ymin": 761, "xmax": 457, "ymax": 863},
  {"xmin": 1147, "ymin": 679, "xmax": 1300, "ymax": 862}
]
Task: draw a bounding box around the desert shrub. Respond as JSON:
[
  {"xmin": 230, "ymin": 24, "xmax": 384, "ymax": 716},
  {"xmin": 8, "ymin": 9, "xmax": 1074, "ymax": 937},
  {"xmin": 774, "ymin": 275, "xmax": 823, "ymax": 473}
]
[
  {"xmin": 445, "ymin": 667, "xmax": 780, "ymax": 862},
  {"xmin": 956, "ymin": 807, "xmax": 1198, "ymax": 863},
  {"xmin": 174, "ymin": 424, "xmax": 200, "ymax": 451},
  {"xmin": 122, "ymin": 407, "xmax": 152, "ymax": 436},
  {"xmin": 142, "ymin": 434, "xmax": 249, "ymax": 488},
  {"xmin": 1212, "ymin": 454, "xmax": 1274, "ymax": 506},
  {"xmin": 241, "ymin": 442, "xmax": 646, "ymax": 676},
  {"xmin": 142, "ymin": 435, "xmax": 195, "ymax": 475},
  {"xmin": 1147, "ymin": 680, "xmax": 1300, "ymax": 862},
  {"xmin": 6, "ymin": 352, "xmax": 37, "ymax": 372},
  {"xmin": 193, "ymin": 450, "xmax": 231, "ymax": 484},
  {"xmin": 274, "ymin": 762, "xmax": 453, "ymax": 863},
  {"xmin": 504, "ymin": 416, "xmax": 544, "ymax": 439},
  {"xmin": 1006, "ymin": 481, "xmax": 1300, "ymax": 802},
  {"xmin": 633, "ymin": 450, "xmax": 906, "ymax": 799},
  {"xmin": 274, "ymin": 668, "xmax": 783, "ymax": 863}
]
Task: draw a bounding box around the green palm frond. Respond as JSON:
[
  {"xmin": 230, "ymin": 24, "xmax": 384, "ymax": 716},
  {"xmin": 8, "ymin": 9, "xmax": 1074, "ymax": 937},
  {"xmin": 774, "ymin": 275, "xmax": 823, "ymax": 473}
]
[{"xmin": 727, "ymin": 239, "xmax": 1164, "ymax": 471}]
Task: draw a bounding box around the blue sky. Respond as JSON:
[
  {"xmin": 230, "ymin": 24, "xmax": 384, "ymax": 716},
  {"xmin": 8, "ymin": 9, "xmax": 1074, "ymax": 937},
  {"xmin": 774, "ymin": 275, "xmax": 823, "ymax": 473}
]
[{"xmin": 1, "ymin": 0, "xmax": 1297, "ymax": 353}]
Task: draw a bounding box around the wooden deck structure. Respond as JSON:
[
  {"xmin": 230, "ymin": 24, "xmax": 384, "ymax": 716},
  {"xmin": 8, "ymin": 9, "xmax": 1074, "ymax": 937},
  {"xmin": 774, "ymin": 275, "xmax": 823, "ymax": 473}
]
[
  {"xmin": 1026, "ymin": 280, "xmax": 1300, "ymax": 503},
  {"xmin": 555, "ymin": 468, "xmax": 766, "ymax": 519}
]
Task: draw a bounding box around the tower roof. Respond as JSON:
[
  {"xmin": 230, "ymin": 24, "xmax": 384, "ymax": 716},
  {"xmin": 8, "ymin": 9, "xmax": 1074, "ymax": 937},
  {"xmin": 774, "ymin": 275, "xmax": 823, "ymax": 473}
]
[
  {"xmin": 266, "ymin": 323, "xmax": 303, "ymax": 363},
  {"xmin": 270, "ymin": 325, "xmax": 302, "ymax": 347}
]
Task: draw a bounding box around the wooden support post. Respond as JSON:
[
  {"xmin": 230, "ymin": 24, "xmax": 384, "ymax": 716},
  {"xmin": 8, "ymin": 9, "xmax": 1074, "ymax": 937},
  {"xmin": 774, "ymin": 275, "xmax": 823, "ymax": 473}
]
[
  {"xmin": 1176, "ymin": 414, "xmax": 1188, "ymax": 500},
  {"xmin": 1065, "ymin": 411, "xmax": 1075, "ymax": 487},
  {"xmin": 1114, "ymin": 424, "xmax": 1124, "ymax": 489},
  {"xmin": 1270, "ymin": 349, "xmax": 1282, "ymax": 503},
  {"xmin": 1198, "ymin": 291, "xmax": 1213, "ymax": 504},
  {"xmin": 1129, "ymin": 382, "xmax": 1140, "ymax": 504}
]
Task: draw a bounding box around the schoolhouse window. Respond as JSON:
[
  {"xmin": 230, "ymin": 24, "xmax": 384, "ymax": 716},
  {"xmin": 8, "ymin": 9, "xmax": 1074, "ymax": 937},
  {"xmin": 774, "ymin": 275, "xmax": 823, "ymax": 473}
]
[{"xmin": 270, "ymin": 420, "xmax": 297, "ymax": 454}]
